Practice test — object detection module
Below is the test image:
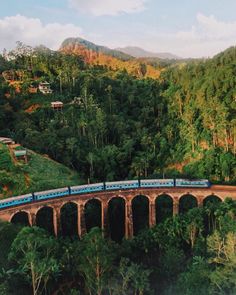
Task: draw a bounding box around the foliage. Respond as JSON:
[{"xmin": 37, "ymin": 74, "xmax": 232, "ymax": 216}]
[
  {"xmin": 0, "ymin": 143, "xmax": 79, "ymax": 197},
  {"xmin": 0, "ymin": 200, "xmax": 235, "ymax": 294},
  {"xmin": 1, "ymin": 42, "xmax": 236, "ymax": 294},
  {"xmin": 1, "ymin": 44, "xmax": 236, "ymax": 184},
  {"xmin": 78, "ymin": 227, "xmax": 116, "ymax": 295},
  {"xmin": 8, "ymin": 227, "xmax": 59, "ymax": 295}
]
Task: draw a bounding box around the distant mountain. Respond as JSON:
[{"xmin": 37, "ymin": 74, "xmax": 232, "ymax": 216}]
[
  {"xmin": 60, "ymin": 37, "xmax": 161, "ymax": 79},
  {"xmin": 34, "ymin": 45, "xmax": 52, "ymax": 54},
  {"xmin": 115, "ymin": 46, "xmax": 181, "ymax": 60},
  {"xmin": 61, "ymin": 37, "xmax": 133, "ymax": 61}
]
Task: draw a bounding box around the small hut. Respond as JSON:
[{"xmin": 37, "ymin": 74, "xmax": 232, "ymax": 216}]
[
  {"xmin": 51, "ymin": 101, "xmax": 63, "ymax": 111},
  {"xmin": 39, "ymin": 81, "xmax": 53, "ymax": 94},
  {"xmin": 0, "ymin": 137, "xmax": 15, "ymax": 145},
  {"xmin": 14, "ymin": 150, "xmax": 28, "ymax": 163}
]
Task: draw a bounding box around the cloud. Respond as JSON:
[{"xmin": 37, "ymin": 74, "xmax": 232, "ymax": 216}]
[
  {"xmin": 176, "ymin": 13, "xmax": 236, "ymax": 41},
  {"xmin": 0, "ymin": 13, "xmax": 235, "ymax": 58},
  {"xmin": 0, "ymin": 15, "xmax": 83, "ymax": 51},
  {"xmin": 109, "ymin": 13, "xmax": 236, "ymax": 58},
  {"xmin": 173, "ymin": 13, "xmax": 236, "ymax": 57},
  {"xmin": 68, "ymin": 0, "xmax": 148, "ymax": 16}
]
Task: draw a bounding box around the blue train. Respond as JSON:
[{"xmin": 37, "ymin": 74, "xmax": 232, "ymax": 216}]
[{"xmin": 0, "ymin": 178, "xmax": 210, "ymax": 210}]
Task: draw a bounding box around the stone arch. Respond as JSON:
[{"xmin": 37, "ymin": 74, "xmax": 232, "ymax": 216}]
[
  {"xmin": 203, "ymin": 195, "xmax": 223, "ymax": 206},
  {"xmin": 179, "ymin": 194, "xmax": 198, "ymax": 214},
  {"xmin": 130, "ymin": 194, "xmax": 152, "ymax": 203},
  {"xmin": 60, "ymin": 202, "xmax": 78, "ymax": 237},
  {"xmin": 11, "ymin": 211, "xmax": 30, "ymax": 226},
  {"xmin": 35, "ymin": 204, "xmax": 54, "ymax": 215},
  {"xmin": 36, "ymin": 206, "xmax": 54, "ymax": 234},
  {"xmin": 84, "ymin": 196, "xmax": 103, "ymax": 205},
  {"xmin": 108, "ymin": 197, "xmax": 126, "ymax": 242},
  {"xmin": 108, "ymin": 194, "xmax": 127, "ymax": 204},
  {"xmin": 84, "ymin": 198, "xmax": 102, "ymax": 232},
  {"xmin": 155, "ymin": 194, "xmax": 173, "ymax": 223},
  {"xmin": 58, "ymin": 201, "xmax": 70, "ymax": 211},
  {"xmin": 132, "ymin": 195, "xmax": 149, "ymax": 236}
]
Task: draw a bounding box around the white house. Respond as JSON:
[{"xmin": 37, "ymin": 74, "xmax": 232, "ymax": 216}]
[{"xmin": 38, "ymin": 81, "xmax": 53, "ymax": 94}]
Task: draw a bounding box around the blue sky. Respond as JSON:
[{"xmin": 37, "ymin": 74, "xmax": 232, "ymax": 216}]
[{"xmin": 0, "ymin": 0, "xmax": 236, "ymax": 57}]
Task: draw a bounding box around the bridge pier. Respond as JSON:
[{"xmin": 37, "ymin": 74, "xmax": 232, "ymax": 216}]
[
  {"xmin": 197, "ymin": 196, "xmax": 204, "ymax": 207},
  {"xmin": 101, "ymin": 201, "xmax": 109, "ymax": 235},
  {"xmin": 53, "ymin": 207, "xmax": 60, "ymax": 237},
  {"xmin": 76, "ymin": 202, "xmax": 82, "ymax": 237},
  {"xmin": 149, "ymin": 199, "xmax": 156, "ymax": 228},
  {"xmin": 29, "ymin": 212, "xmax": 36, "ymax": 227},
  {"xmin": 173, "ymin": 199, "xmax": 179, "ymax": 216},
  {"xmin": 125, "ymin": 200, "xmax": 133, "ymax": 238},
  {"xmin": 78, "ymin": 203, "xmax": 86, "ymax": 237}
]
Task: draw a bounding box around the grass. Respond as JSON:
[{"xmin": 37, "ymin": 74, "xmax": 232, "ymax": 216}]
[{"xmin": 0, "ymin": 143, "xmax": 80, "ymax": 198}]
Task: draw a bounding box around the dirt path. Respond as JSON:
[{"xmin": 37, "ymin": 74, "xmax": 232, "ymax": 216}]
[
  {"xmin": 24, "ymin": 173, "xmax": 30, "ymax": 188},
  {"xmin": 7, "ymin": 144, "xmax": 20, "ymax": 165}
]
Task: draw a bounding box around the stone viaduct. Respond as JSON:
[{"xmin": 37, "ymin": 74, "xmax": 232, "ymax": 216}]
[{"xmin": 0, "ymin": 185, "xmax": 236, "ymax": 238}]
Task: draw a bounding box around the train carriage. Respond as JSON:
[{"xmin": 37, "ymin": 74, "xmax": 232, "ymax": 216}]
[
  {"xmin": 105, "ymin": 180, "xmax": 139, "ymax": 191},
  {"xmin": 34, "ymin": 187, "xmax": 69, "ymax": 200},
  {"xmin": 175, "ymin": 179, "xmax": 210, "ymax": 187},
  {"xmin": 70, "ymin": 183, "xmax": 104, "ymax": 195},
  {"xmin": 140, "ymin": 179, "xmax": 175, "ymax": 188},
  {"xmin": 0, "ymin": 193, "xmax": 33, "ymax": 209}
]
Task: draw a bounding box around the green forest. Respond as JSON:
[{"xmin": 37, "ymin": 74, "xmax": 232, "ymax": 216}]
[
  {"xmin": 1, "ymin": 198, "xmax": 236, "ymax": 294},
  {"xmin": 0, "ymin": 43, "xmax": 236, "ymax": 192},
  {"xmin": 0, "ymin": 42, "xmax": 236, "ymax": 295}
]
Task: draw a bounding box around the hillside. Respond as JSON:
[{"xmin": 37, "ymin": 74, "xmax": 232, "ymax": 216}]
[
  {"xmin": 0, "ymin": 143, "xmax": 80, "ymax": 198},
  {"xmin": 115, "ymin": 46, "xmax": 181, "ymax": 59},
  {"xmin": 60, "ymin": 37, "xmax": 161, "ymax": 79},
  {"xmin": 61, "ymin": 37, "xmax": 133, "ymax": 61},
  {"xmin": 0, "ymin": 44, "xmax": 236, "ymax": 187}
]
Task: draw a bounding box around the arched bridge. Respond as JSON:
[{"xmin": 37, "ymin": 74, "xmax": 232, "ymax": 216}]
[{"xmin": 0, "ymin": 185, "xmax": 236, "ymax": 238}]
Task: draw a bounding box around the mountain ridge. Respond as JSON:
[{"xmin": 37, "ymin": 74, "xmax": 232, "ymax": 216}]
[
  {"xmin": 61, "ymin": 37, "xmax": 134, "ymax": 61},
  {"xmin": 60, "ymin": 37, "xmax": 162, "ymax": 79},
  {"xmin": 115, "ymin": 46, "xmax": 181, "ymax": 60}
]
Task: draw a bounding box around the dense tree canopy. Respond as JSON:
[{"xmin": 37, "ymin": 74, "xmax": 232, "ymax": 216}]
[
  {"xmin": 0, "ymin": 198, "xmax": 235, "ymax": 294},
  {"xmin": 1, "ymin": 45, "xmax": 236, "ymax": 189},
  {"xmin": 0, "ymin": 42, "xmax": 236, "ymax": 294}
]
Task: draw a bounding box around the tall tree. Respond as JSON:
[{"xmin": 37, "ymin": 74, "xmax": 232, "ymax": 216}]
[{"xmin": 9, "ymin": 227, "xmax": 59, "ymax": 295}]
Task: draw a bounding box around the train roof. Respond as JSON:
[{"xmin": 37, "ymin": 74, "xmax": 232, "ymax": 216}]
[
  {"xmin": 0, "ymin": 193, "xmax": 32, "ymax": 203},
  {"xmin": 106, "ymin": 180, "xmax": 138, "ymax": 185},
  {"xmin": 140, "ymin": 179, "xmax": 174, "ymax": 182},
  {"xmin": 34, "ymin": 187, "xmax": 68, "ymax": 195},
  {"xmin": 176, "ymin": 179, "xmax": 209, "ymax": 182},
  {"xmin": 71, "ymin": 183, "xmax": 104, "ymax": 189}
]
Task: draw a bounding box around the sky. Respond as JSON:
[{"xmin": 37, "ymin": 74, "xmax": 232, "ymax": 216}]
[{"xmin": 0, "ymin": 0, "xmax": 236, "ymax": 58}]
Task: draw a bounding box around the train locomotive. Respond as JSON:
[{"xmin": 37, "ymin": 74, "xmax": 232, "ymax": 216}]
[{"xmin": 0, "ymin": 178, "xmax": 210, "ymax": 209}]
